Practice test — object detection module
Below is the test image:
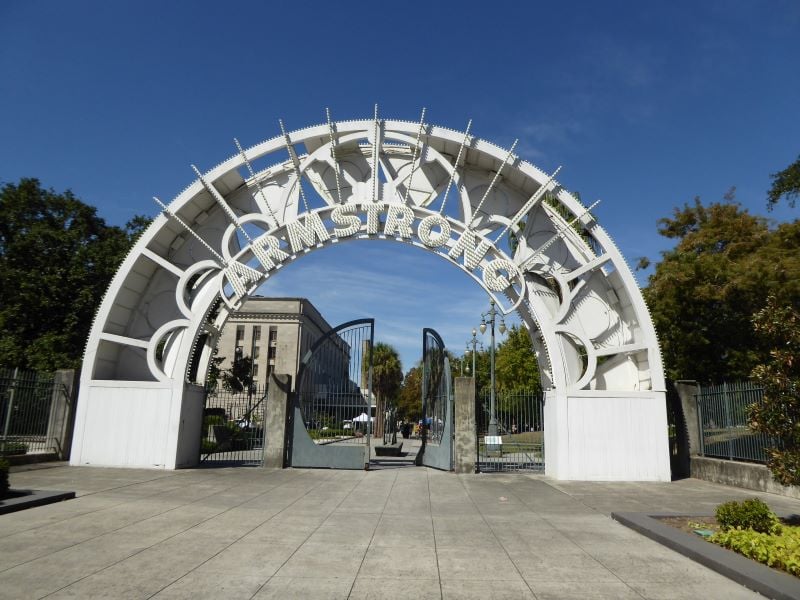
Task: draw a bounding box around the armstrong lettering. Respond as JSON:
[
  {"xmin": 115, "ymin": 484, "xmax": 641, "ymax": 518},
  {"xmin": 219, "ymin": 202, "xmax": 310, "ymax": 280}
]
[{"xmin": 222, "ymin": 202, "xmax": 525, "ymax": 309}]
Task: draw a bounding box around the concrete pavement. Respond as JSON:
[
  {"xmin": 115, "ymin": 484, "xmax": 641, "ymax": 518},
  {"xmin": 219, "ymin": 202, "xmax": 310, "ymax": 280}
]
[{"xmin": 3, "ymin": 464, "xmax": 800, "ymax": 599}]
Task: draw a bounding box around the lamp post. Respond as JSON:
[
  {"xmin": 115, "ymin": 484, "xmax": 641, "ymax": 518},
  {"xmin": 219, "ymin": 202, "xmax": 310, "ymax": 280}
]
[
  {"xmin": 479, "ymin": 299, "xmax": 506, "ymax": 436},
  {"xmin": 465, "ymin": 328, "xmax": 482, "ymax": 380}
]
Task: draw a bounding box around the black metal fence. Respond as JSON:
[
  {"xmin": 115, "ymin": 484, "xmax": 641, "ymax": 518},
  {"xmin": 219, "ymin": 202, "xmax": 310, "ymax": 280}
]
[
  {"xmin": 0, "ymin": 368, "xmax": 59, "ymax": 456},
  {"xmin": 477, "ymin": 389, "xmax": 544, "ymax": 472},
  {"xmin": 696, "ymin": 381, "xmax": 774, "ymax": 464},
  {"xmin": 200, "ymin": 384, "xmax": 268, "ymax": 466}
]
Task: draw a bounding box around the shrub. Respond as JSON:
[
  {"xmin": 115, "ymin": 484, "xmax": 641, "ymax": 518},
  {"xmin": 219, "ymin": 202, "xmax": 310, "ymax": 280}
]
[
  {"xmin": 712, "ymin": 526, "xmax": 800, "ymax": 577},
  {"xmin": 200, "ymin": 439, "xmax": 217, "ymax": 454},
  {"xmin": 715, "ymin": 498, "xmax": 781, "ymax": 534},
  {"xmin": 203, "ymin": 415, "xmax": 226, "ymax": 427},
  {"xmin": 0, "ymin": 442, "xmax": 28, "ymax": 456},
  {"xmin": 0, "ymin": 457, "xmax": 9, "ymax": 498}
]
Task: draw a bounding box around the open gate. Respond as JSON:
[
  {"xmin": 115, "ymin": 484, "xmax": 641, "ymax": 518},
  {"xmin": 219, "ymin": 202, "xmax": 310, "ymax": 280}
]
[
  {"xmin": 417, "ymin": 328, "xmax": 454, "ymax": 471},
  {"xmin": 289, "ymin": 318, "xmax": 374, "ymax": 469},
  {"xmin": 200, "ymin": 384, "xmax": 268, "ymax": 466}
]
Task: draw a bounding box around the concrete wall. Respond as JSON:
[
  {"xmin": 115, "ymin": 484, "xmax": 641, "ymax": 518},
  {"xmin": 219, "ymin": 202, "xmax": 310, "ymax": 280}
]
[
  {"xmin": 454, "ymin": 377, "xmax": 476, "ymax": 474},
  {"xmin": 692, "ymin": 456, "xmax": 800, "ymax": 500}
]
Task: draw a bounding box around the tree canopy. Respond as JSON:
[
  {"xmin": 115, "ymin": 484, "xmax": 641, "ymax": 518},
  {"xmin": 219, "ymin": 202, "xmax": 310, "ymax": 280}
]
[
  {"xmin": 644, "ymin": 196, "xmax": 800, "ymax": 381},
  {"xmin": 370, "ymin": 342, "xmax": 403, "ymax": 436},
  {"xmin": 767, "ymin": 155, "xmax": 800, "ymax": 210},
  {"xmin": 0, "ymin": 178, "xmax": 149, "ymax": 371}
]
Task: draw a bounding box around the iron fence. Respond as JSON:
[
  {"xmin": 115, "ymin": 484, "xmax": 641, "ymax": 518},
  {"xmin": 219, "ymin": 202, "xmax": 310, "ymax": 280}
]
[
  {"xmin": 0, "ymin": 368, "xmax": 59, "ymax": 456},
  {"xmin": 696, "ymin": 381, "xmax": 774, "ymax": 464},
  {"xmin": 297, "ymin": 320, "xmax": 373, "ymax": 448},
  {"xmin": 200, "ymin": 384, "xmax": 268, "ymax": 466},
  {"xmin": 477, "ymin": 388, "xmax": 544, "ymax": 472}
]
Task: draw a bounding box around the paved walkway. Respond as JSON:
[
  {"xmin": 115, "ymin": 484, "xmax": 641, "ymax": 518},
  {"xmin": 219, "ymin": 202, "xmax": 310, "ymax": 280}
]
[{"xmin": 3, "ymin": 465, "xmax": 800, "ymax": 599}]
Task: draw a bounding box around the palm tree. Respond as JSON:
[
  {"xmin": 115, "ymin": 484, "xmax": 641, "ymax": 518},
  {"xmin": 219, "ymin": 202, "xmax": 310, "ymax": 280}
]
[{"xmin": 369, "ymin": 342, "xmax": 403, "ymax": 442}]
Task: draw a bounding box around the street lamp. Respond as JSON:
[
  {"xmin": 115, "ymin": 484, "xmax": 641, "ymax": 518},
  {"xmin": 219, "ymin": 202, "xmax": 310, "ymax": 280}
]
[
  {"xmin": 465, "ymin": 328, "xmax": 482, "ymax": 380},
  {"xmin": 479, "ymin": 299, "xmax": 506, "ymax": 436}
]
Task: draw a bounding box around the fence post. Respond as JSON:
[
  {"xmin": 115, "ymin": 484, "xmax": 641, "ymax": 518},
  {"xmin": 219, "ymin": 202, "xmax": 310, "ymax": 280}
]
[
  {"xmin": 454, "ymin": 377, "xmax": 476, "ymax": 474},
  {"xmin": 1, "ymin": 368, "xmax": 19, "ymax": 449},
  {"xmin": 46, "ymin": 370, "xmax": 77, "ymax": 460},
  {"xmin": 674, "ymin": 381, "xmax": 702, "ymax": 456},
  {"xmin": 263, "ymin": 373, "xmax": 291, "ymax": 468}
]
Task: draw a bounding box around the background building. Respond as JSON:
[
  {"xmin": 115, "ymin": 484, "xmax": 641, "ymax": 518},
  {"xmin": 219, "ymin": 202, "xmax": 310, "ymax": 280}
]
[{"xmin": 215, "ymin": 297, "xmax": 338, "ymax": 390}]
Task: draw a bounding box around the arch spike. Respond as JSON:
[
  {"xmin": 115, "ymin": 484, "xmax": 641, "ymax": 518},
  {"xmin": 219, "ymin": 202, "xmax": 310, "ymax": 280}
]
[
  {"xmin": 438, "ymin": 119, "xmax": 472, "ymax": 215},
  {"xmin": 278, "ymin": 119, "xmax": 311, "ymax": 213},
  {"xmin": 470, "ymin": 139, "xmax": 518, "ymax": 227},
  {"xmin": 153, "ymin": 196, "xmax": 226, "ymax": 266},
  {"xmin": 191, "ymin": 164, "xmax": 253, "ymax": 244},
  {"xmin": 495, "ymin": 166, "xmax": 562, "ymax": 244},
  {"xmin": 325, "ymin": 108, "xmax": 344, "ymax": 204},
  {"xmin": 402, "ymin": 107, "xmax": 427, "ymax": 206},
  {"xmin": 371, "ymin": 103, "xmax": 381, "ymax": 203},
  {"xmin": 234, "ymin": 137, "xmax": 280, "ymax": 229},
  {"xmin": 520, "ymin": 199, "xmax": 601, "ymax": 271}
]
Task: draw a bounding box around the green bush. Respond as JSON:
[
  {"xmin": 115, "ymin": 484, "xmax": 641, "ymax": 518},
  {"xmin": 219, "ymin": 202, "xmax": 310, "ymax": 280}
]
[
  {"xmin": 203, "ymin": 415, "xmax": 226, "ymax": 427},
  {"xmin": 200, "ymin": 439, "xmax": 217, "ymax": 454},
  {"xmin": 0, "ymin": 442, "xmax": 28, "ymax": 456},
  {"xmin": 712, "ymin": 526, "xmax": 800, "ymax": 577},
  {"xmin": 0, "ymin": 457, "xmax": 9, "ymax": 498},
  {"xmin": 715, "ymin": 498, "xmax": 781, "ymax": 534}
]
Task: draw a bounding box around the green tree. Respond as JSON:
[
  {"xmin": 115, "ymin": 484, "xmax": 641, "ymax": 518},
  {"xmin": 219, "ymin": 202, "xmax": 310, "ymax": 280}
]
[
  {"xmin": 370, "ymin": 342, "xmax": 403, "ymax": 437},
  {"xmin": 220, "ymin": 351, "xmax": 254, "ymax": 393},
  {"xmin": 0, "ymin": 179, "xmax": 150, "ymax": 371},
  {"xmin": 495, "ymin": 325, "xmax": 541, "ymax": 393},
  {"xmin": 397, "ymin": 363, "xmax": 422, "ymax": 422},
  {"xmin": 644, "ymin": 196, "xmax": 800, "ymax": 381},
  {"xmin": 749, "ymin": 296, "xmax": 800, "ymax": 486},
  {"xmin": 767, "ymin": 155, "xmax": 800, "ymax": 210}
]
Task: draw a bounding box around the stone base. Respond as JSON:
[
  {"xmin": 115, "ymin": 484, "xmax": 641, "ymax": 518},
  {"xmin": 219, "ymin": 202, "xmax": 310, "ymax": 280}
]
[{"xmin": 374, "ymin": 443, "xmax": 403, "ymax": 457}]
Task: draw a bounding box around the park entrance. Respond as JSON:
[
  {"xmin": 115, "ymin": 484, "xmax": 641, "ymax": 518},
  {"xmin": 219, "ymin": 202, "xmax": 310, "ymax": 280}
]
[{"xmin": 69, "ymin": 111, "xmax": 670, "ymax": 481}]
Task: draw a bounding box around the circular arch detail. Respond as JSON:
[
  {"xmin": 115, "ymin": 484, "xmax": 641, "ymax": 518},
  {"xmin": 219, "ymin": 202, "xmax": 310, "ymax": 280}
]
[{"xmin": 70, "ymin": 115, "xmax": 669, "ymax": 480}]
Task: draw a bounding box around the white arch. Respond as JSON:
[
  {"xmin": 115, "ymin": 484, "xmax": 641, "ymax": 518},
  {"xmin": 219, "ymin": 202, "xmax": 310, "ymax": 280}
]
[{"xmin": 70, "ymin": 115, "xmax": 669, "ymax": 480}]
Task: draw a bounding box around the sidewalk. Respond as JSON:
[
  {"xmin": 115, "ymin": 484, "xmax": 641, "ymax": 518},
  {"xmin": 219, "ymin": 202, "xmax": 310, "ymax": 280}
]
[{"xmin": 3, "ymin": 464, "xmax": 799, "ymax": 599}]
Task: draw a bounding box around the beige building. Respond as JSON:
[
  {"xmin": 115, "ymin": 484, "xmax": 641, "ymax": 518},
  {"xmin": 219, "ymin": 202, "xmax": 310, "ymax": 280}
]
[{"xmin": 215, "ymin": 297, "xmax": 337, "ymax": 389}]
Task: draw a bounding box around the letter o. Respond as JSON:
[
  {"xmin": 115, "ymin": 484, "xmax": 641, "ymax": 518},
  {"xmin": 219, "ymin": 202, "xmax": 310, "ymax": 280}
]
[
  {"xmin": 483, "ymin": 259, "xmax": 522, "ymax": 292},
  {"xmin": 417, "ymin": 215, "xmax": 451, "ymax": 248}
]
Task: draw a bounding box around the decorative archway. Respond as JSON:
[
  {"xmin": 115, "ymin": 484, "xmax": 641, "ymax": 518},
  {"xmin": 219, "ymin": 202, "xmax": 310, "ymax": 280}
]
[{"xmin": 70, "ymin": 110, "xmax": 669, "ymax": 480}]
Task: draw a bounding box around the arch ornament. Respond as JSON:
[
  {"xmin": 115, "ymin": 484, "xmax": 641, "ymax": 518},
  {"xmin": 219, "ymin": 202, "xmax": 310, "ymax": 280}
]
[{"xmin": 70, "ymin": 112, "xmax": 669, "ymax": 480}]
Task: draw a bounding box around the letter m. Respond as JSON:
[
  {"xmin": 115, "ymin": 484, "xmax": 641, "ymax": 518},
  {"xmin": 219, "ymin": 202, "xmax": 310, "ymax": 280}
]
[{"xmin": 286, "ymin": 212, "xmax": 331, "ymax": 253}]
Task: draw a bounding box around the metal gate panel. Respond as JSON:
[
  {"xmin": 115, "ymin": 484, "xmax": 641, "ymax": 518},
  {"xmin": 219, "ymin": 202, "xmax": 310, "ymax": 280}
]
[
  {"xmin": 477, "ymin": 389, "xmax": 544, "ymax": 472},
  {"xmin": 200, "ymin": 384, "xmax": 267, "ymax": 467},
  {"xmin": 290, "ymin": 318, "xmax": 373, "ymax": 469},
  {"xmin": 420, "ymin": 328, "xmax": 453, "ymax": 471}
]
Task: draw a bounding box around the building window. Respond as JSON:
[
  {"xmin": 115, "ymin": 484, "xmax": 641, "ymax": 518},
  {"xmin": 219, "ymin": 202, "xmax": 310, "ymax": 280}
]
[
  {"xmin": 268, "ymin": 346, "xmax": 277, "ymax": 360},
  {"xmin": 252, "ymin": 364, "xmax": 259, "ymax": 377},
  {"xmin": 253, "ymin": 326, "xmax": 261, "ymax": 341},
  {"xmin": 269, "ymin": 326, "xmax": 278, "ymax": 343},
  {"xmin": 267, "ymin": 363, "xmax": 274, "ymax": 376},
  {"xmin": 253, "ymin": 346, "xmax": 260, "ymax": 359},
  {"xmin": 236, "ymin": 325, "xmax": 245, "ymax": 342}
]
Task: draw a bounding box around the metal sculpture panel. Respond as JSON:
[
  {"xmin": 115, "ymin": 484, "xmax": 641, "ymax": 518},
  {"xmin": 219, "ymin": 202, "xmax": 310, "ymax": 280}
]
[
  {"xmin": 70, "ymin": 110, "xmax": 670, "ymax": 480},
  {"xmin": 290, "ymin": 319, "xmax": 373, "ymax": 469}
]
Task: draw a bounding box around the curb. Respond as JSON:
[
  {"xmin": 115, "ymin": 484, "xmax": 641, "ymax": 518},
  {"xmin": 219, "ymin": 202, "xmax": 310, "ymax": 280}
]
[
  {"xmin": 612, "ymin": 512, "xmax": 800, "ymax": 600},
  {"xmin": 0, "ymin": 489, "xmax": 76, "ymax": 515}
]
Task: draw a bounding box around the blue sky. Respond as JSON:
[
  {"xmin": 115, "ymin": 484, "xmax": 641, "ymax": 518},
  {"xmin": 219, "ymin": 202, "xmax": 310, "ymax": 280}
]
[{"xmin": 2, "ymin": 1, "xmax": 799, "ymax": 372}]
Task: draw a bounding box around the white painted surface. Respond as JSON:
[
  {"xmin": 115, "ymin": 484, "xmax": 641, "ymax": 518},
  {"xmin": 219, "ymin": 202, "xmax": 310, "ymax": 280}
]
[
  {"xmin": 545, "ymin": 390, "xmax": 671, "ymax": 481},
  {"xmin": 70, "ymin": 384, "xmax": 174, "ymax": 468}
]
